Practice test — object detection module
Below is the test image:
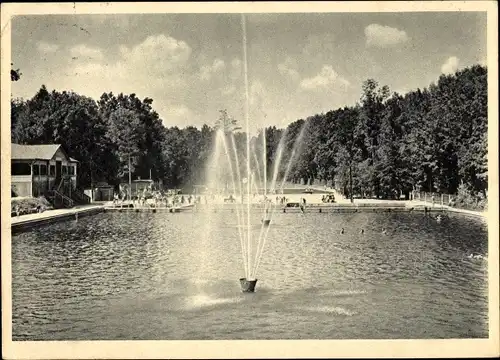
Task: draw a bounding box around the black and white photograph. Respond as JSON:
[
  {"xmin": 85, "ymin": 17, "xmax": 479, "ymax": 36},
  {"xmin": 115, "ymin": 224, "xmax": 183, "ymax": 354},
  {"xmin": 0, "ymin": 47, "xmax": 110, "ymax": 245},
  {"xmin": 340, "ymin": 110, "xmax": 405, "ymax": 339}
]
[{"xmin": 2, "ymin": 2, "xmax": 498, "ymax": 359}]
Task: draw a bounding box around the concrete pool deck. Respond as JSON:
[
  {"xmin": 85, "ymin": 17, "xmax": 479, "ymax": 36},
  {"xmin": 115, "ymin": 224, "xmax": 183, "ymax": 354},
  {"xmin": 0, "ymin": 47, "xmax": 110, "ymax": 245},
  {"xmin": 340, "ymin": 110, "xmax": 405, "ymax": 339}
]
[
  {"xmin": 104, "ymin": 202, "xmax": 195, "ymax": 212},
  {"xmin": 11, "ymin": 204, "xmax": 105, "ymax": 234},
  {"xmin": 10, "ymin": 190, "xmax": 486, "ymax": 234},
  {"xmin": 310, "ymin": 188, "xmax": 486, "ymax": 219}
]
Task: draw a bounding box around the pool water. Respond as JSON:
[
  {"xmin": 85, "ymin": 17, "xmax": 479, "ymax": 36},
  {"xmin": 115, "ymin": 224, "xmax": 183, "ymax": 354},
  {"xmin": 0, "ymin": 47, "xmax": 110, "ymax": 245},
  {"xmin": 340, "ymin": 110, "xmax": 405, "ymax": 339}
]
[{"xmin": 11, "ymin": 210, "xmax": 488, "ymax": 340}]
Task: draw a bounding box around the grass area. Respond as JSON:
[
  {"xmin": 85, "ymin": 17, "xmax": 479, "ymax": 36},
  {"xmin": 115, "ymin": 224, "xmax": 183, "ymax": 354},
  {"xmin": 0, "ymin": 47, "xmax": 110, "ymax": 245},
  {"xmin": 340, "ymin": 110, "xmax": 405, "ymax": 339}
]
[{"xmin": 11, "ymin": 196, "xmax": 53, "ymax": 216}]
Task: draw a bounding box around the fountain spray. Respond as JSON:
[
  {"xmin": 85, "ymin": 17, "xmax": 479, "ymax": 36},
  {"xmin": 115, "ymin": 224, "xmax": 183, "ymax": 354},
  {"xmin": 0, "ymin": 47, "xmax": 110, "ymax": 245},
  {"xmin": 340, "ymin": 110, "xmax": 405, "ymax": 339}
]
[
  {"xmin": 239, "ymin": 13, "xmax": 258, "ymax": 293},
  {"xmin": 215, "ymin": 130, "xmax": 248, "ymax": 276},
  {"xmin": 263, "ymin": 120, "xmax": 267, "ymax": 197}
]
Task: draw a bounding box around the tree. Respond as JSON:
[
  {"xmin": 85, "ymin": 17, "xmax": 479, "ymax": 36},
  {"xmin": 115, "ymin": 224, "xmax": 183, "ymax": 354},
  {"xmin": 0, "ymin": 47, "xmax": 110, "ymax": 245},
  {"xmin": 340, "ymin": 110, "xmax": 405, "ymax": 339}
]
[
  {"xmin": 98, "ymin": 92, "xmax": 169, "ymax": 184},
  {"xmin": 397, "ymin": 88, "xmax": 432, "ymax": 194},
  {"xmin": 452, "ymin": 65, "xmax": 488, "ymax": 194},
  {"xmin": 332, "ymin": 107, "xmax": 361, "ymax": 202},
  {"xmin": 11, "ymin": 63, "xmax": 21, "ymax": 81},
  {"xmin": 378, "ymin": 94, "xmax": 404, "ymax": 198},
  {"xmin": 254, "ymin": 126, "xmax": 285, "ymax": 185},
  {"xmin": 358, "ymin": 79, "xmax": 390, "ymax": 197},
  {"xmin": 215, "ymin": 109, "xmax": 241, "ymax": 133},
  {"xmin": 11, "ymin": 86, "xmax": 116, "ymax": 188},
  {"xmin": 107, "ymin": 107, "xmax": 145, "ymax": 182},
  {"xmin": 10, "ymin": 63, "xmax": 487, "ymax": 206},
  {"xmin": 10, "ymin": 98, "xmax": 26, "ymax": 136}
]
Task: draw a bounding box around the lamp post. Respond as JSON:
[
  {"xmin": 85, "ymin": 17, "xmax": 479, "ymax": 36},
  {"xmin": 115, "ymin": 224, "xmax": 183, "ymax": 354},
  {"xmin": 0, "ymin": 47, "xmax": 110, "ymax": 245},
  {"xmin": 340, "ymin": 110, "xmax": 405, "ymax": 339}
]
[
  {"xmin": 90, "ymin": 154, "xmax": 94, "ymax": 202},
  {"xmin": 349, "ymin": 162, "xmax": 354, "ymax": 204},
  {"xmin": 128, "ymin": 153, "xmax": 132, "ymax": 202}
]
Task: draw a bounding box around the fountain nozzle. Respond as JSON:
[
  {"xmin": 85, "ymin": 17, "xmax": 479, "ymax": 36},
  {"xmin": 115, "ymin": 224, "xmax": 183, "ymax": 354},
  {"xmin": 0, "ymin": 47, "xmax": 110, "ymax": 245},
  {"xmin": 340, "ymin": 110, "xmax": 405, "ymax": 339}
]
[{"xmin": 239, "ymin": 278, "xmax": 257, "ymax": 293}]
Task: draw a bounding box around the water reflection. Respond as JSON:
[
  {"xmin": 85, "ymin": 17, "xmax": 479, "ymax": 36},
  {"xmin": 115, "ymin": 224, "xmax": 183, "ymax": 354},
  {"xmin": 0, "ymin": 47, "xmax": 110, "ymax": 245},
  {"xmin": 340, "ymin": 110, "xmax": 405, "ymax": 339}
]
[{"xmin": 12, "ymin": 211, "xmax": 487, "ymax": 340}]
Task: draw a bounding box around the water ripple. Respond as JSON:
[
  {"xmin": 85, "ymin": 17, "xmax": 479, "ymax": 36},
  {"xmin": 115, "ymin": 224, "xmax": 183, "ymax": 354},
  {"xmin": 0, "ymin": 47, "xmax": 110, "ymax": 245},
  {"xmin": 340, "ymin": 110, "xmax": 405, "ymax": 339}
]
[{"xmin": 12, "ymin": 211, "xmax": 488, "ymax": 340}]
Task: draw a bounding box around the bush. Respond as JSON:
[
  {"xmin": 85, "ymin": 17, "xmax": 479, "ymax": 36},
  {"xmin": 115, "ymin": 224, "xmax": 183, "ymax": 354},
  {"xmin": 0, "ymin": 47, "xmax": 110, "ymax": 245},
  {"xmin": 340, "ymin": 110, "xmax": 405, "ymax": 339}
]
[
  {"xmin": 453, "ymin": 183, "xmax": 487, "ymax": 211},
  {"xmin": 11, "ymin": 196, "xmax": 53, "ymax": 216}
]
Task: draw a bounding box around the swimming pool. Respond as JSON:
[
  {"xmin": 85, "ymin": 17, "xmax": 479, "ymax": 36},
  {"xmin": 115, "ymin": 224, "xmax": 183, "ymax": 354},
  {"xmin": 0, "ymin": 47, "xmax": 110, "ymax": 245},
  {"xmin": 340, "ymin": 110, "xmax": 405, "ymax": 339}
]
[{"xmin": 11, "ymin": 211, "xmax": 488, "ymax": 340}]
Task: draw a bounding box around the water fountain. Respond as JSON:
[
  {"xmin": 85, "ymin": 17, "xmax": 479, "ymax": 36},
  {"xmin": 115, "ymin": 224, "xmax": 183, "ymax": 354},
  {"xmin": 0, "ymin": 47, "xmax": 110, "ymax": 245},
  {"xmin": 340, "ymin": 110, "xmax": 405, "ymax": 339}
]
[
  {"xmin": 205, "ymin": 121, "xmax": 308, "ymax": 291},
  {"xmin": 202, "ymin": 14, "xmax": 310, "ymax": 293}
]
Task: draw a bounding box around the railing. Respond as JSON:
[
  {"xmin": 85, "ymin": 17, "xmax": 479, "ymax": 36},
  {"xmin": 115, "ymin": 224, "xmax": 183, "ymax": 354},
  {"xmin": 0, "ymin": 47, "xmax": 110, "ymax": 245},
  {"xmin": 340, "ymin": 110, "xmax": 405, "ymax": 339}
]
[
  {"xmin": 46, "ymin": 189, "xmax": 74, "ymax": 208},
  {"xmin": 56, "ymin": 178, "xmax": 64, "ymax": 192},
  {"xmin": 412, "ymin": 191, "xmax": 486, "ymax": 211},
  {"xmin": 71, "ymin": 188, "xmax": 91, "ymax": 204},
  {"xmin": 54, "ymin": 177, "xmax": 90, "ymax": 205},
  {"xmin": 412, "ymin": 191, "xmax": 452, "ymax": 206}
]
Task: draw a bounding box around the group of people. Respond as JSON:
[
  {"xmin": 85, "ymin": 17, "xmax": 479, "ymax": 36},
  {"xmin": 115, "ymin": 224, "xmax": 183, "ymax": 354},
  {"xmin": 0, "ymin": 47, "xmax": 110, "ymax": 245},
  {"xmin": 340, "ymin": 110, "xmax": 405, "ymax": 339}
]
[
  {"xmin": 321, "ymin": 194, "xmax": 336, "ymax": 203},
  {"xmin": 112, "ymin": 188, "xmax": 202, "ymax": 208},
  {"xmin": 339, "ymin": 227, "xmax": 387, "ymax": 235},
  {"xmin": 276, "ymin": 196, "xmax": 289, "ymax": 205},
  {"xmin": 110, "ymin": 186, "xmax": 337, "ymax": 208}
]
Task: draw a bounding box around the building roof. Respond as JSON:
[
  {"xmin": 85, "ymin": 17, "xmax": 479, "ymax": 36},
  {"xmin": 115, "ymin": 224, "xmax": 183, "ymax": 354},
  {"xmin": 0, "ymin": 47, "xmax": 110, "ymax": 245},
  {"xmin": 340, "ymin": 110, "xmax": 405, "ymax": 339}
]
[
  {"xmin": 95, "ymin": 182, "xmax": 113, "ymax": 188},
  {"xmin": 11, "ymin": 143, "xmax": 74, "ymax": 162},
  {"xmin": 119, "ymin": 179, "xmax": 154, "ymax": 185}
]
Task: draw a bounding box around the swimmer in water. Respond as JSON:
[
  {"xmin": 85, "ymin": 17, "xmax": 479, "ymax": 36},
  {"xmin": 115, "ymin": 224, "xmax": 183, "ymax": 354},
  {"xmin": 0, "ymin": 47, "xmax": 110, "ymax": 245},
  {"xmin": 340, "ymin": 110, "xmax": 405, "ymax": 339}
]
[
  {"xmin": 340, "ymin": 228, "xmax": 345, "ymax": 234},
  {"xmin": 382, "ymin": 228, "xmax": 387, "ymax": 235},
  {"xmin": 360, "ymin": 229, "xmax": 364, "ymax": 234}
]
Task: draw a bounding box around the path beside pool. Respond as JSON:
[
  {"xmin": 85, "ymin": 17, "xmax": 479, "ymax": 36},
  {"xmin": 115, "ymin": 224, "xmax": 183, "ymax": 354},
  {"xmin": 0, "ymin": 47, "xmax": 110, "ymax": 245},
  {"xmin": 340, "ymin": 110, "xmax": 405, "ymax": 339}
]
[
  {"xmin": 9, "ymin": 189, "xmax": 486, "ymax": 234},
  {"xmin": 288, "ymin": 187, "xmax": 486, "ymax": 219},
  {"xmin": 10, "ymin": 204, "xmax": 105, "ymax": 234}
]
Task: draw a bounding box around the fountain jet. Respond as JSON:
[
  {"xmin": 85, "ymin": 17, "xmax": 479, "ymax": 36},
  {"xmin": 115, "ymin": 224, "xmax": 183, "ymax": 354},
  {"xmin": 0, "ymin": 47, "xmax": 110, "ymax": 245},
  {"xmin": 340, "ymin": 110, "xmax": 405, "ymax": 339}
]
[{"xmin": 241, "ymin": 13, "xmax": 252, "ymax": 286}]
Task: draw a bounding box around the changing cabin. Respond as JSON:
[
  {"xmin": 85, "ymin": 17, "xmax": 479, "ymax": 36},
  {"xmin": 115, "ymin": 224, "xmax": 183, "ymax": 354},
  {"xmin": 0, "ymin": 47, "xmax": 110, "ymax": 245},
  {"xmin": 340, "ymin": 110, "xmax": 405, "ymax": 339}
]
[{"xmin": 11, "ymin": 144, "xmax": 78, "ymax": 197}]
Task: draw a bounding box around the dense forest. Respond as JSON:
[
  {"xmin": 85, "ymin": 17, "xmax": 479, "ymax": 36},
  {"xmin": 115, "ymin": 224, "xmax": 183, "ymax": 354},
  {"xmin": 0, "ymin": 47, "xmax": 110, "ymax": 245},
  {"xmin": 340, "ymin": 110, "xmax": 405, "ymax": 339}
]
[{"xmin": 11, "ymin": 64, "xmax": 487, "ymax": 206}]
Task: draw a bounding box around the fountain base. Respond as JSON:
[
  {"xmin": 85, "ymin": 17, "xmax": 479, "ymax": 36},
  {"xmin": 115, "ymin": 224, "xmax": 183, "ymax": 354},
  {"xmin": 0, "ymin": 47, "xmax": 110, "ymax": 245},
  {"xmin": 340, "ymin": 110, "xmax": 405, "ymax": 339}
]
[
  {"xmin": 239, "ymin": 278, "xmax": 257, "ymax": 293},
  {"xmin": 262, "ymin": 219, "xmax": 271, "ymax": 226}
]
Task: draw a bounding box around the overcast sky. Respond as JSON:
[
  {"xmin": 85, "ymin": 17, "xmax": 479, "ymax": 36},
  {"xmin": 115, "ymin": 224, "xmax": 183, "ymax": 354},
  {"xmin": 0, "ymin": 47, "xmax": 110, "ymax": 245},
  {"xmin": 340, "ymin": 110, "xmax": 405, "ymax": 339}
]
[{"xmin": 11, "ymin": 12, "xmax": 486, "ymax": 132}]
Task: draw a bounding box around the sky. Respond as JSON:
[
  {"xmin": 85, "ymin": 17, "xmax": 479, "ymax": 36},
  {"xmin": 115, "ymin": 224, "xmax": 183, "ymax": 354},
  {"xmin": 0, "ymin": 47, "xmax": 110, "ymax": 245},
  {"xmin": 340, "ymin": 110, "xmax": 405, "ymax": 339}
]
[{"xmin": 11, "ymin": 12, "xmax": 487, "ymax": 133}]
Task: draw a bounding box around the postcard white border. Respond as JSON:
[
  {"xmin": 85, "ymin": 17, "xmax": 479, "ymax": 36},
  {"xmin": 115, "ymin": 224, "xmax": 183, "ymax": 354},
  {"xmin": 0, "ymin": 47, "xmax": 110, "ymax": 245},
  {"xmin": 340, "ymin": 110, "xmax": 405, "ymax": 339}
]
[{"xmin": 1, "ymin": 1, "xmax": 498, "ymax": 359}]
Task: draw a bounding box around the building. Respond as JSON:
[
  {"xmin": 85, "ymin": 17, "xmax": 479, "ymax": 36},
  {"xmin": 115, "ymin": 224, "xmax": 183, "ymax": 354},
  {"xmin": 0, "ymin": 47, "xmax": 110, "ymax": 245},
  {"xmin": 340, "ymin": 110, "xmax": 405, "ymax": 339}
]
[
  {"xmin": 85, "ymin": 182, "xmax": 115, "ymax": 202},
  {"xmin": 11, "ymin": 144, "xmax": 78, "ymax": 198}
]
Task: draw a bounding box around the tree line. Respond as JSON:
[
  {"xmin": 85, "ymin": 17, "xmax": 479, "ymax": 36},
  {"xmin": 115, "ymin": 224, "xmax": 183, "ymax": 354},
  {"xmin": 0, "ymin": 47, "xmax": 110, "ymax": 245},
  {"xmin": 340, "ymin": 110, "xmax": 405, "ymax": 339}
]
[
  {"xmin": 282, "ymin": 65, "xmax": 487, "ymax": 204},
  {"xmin": 11, "ymin": 64, "xmax": 487, "ymax": 204}
]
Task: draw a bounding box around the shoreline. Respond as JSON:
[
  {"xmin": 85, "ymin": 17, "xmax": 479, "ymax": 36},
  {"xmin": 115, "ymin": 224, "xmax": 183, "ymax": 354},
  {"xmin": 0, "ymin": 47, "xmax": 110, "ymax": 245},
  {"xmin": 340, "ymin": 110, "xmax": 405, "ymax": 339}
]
[{"xmin": 10, "ymin": 196, "xmax": 486, "ymax": 234}]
